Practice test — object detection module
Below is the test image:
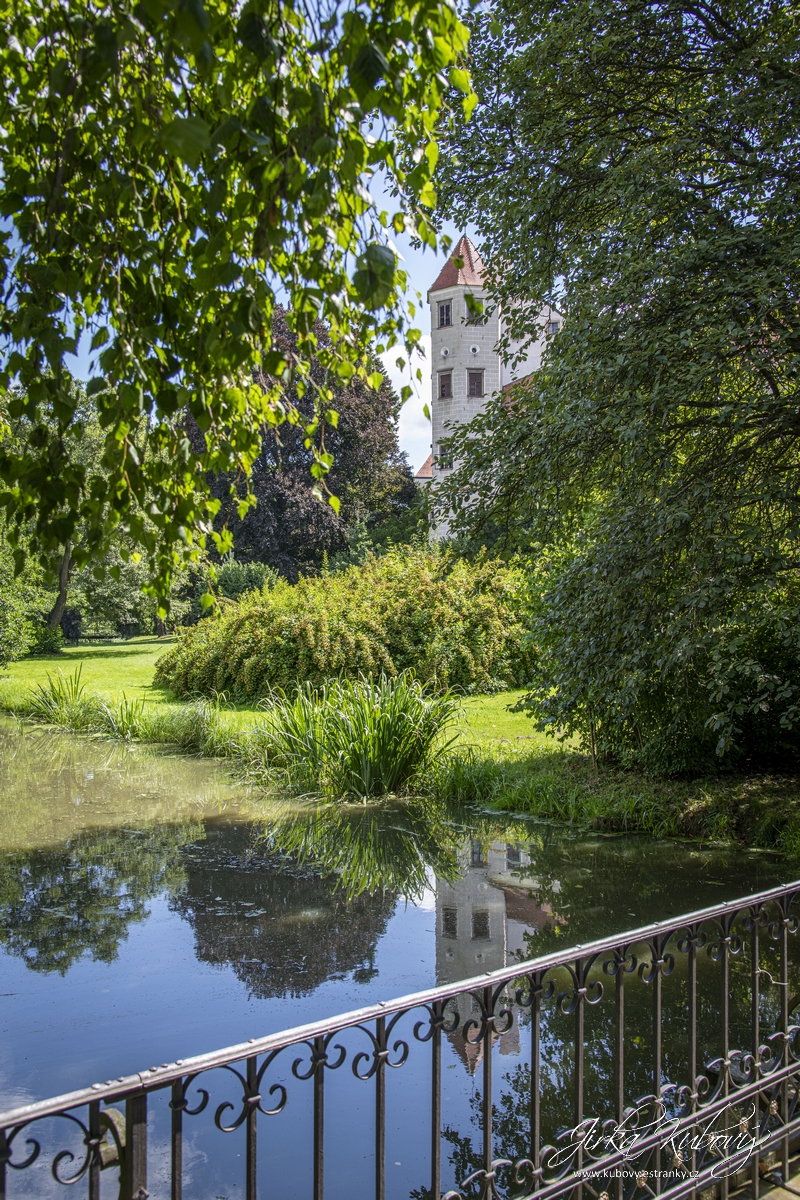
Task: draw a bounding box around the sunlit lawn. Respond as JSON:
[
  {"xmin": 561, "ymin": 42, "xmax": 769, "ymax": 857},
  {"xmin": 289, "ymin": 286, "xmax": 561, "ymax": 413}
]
[
  {"xmin": 0, "ymin": 637, "xmax": 174, "ymax": 706},
  {"xmin": 0, "ymin": 638, "xmax": 547, "ymax": 751}
]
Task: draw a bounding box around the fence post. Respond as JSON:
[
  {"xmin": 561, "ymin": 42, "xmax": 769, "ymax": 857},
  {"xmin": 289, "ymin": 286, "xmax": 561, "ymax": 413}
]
[
  {"xmin": 124, "ymin": 1093, "xmax": 148, "ymax": 1200},
  {"xmin": 0, "ymin": 1126, "xmax": 7, "ymax": 1200}
]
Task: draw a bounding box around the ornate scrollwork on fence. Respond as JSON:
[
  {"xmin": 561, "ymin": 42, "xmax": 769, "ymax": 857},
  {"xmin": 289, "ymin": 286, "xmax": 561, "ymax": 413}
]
[
  {"xmin": 4, "ymin": 882, "xmax": 800, "ymax": 1200},
  {"xmin": 213, "ymin": 1050, "xmax": 289, "ymax": 1132},
  {"xmin": 352, "ymin": 1012, "xmax": 410, "ymax": 1079}
]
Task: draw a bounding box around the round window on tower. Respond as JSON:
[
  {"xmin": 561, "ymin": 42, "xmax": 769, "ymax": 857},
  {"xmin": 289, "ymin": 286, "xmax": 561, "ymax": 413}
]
[
  {"xmin": 440, "ymin": 347, "xmax": 450, "ymax": 358},
  {"xmin": 469, "ymin": 344, "xmax": 480, "ymax": 356}
]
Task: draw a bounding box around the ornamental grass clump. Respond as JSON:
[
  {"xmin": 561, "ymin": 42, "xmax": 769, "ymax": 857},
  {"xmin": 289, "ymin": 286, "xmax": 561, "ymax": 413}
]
[
  {"xmin": 95, "ymin": 694, "xmax": 148, "ymax": 741},
  {"xmin": 241, "ymin": 673, "xmax": 459, "ymax": 800},
  {"xmin": 25, "ymin": 666, "xmax": 99, "ymax": 731}
]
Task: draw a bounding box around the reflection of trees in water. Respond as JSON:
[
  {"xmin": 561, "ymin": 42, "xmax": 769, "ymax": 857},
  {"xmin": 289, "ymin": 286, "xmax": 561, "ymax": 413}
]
[
  {"xmin": 493, "ymin": 824, "xmax": 785, "ymax": 957},
  {"xmin": 265, "ymin": 799, "xmax": 462, "ymax": 900},
  {"xmin": 170, "ymin": 822, "xmax": 397, "ymax": 998},
  {"xmin": 0, "ymin": 822, "xmax": 200, "ymax": 974}
]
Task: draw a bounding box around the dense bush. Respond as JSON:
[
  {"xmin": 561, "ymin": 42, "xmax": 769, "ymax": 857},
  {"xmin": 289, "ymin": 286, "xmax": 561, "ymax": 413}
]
[
  {"xmin": 0, "ymin": 536, "xmax": 54, "ymax": 665},
  {"xmin": 154, "ymin": 548, "xmax": 534, "ymax": 699},
  {"xmin": 515, "ymin": 539, "xmax": 800, "ymax": 776},
  {"xmin": 216, "ymin": 557, "xmax": 278, "ymax": 602},
  {"xmin": 28, "ymin": 624, "xmax": 64, "ymax": 655}
]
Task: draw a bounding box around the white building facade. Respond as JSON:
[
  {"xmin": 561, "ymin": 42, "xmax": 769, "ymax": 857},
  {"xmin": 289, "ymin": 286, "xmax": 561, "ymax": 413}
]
[{"xmin": 414, "ymin": 235, "xmax": 560, "ymax": 502}]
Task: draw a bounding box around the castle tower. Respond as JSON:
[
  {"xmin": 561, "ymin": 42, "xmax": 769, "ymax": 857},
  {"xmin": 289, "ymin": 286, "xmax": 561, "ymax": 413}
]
[
  {"xmin": 415, "ymin": 234, "xmax": 562, "ymax": 519},
  {"xmin": 426, "ymin": 235, "xmax": 500, "ymax": 484}
]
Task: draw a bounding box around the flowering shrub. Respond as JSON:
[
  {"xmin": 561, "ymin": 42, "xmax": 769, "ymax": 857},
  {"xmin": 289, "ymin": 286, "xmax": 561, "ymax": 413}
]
[{"xmin": 154, "ymin": 548, "xmax": 533, "ymax": 699}]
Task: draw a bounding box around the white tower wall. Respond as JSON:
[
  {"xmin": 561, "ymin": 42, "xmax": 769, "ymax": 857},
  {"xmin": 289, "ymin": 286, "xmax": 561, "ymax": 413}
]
[{"xmin": 428, "ymin": 285, "xmax": 501, "ymax": 485}]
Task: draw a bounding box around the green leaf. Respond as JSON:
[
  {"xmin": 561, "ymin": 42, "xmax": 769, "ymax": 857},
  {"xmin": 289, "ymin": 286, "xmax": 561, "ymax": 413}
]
[
  {"xmin": 353, "ymin": 244, "xmax": 396, "ymax": 310},
  {"xmin": 161, "ymin": 116, "xmax": 210, "ymax": 168},
  {"xmin": 238, "ymin": 11, "xmax": 272, "ymax": 60},
  {"xmin": 350, "ymin": 43, "xmax": 390, "ymax": 95},
  {"xmin": 449, "ymin": 67, "xmax": 471, "ymax": 94}
]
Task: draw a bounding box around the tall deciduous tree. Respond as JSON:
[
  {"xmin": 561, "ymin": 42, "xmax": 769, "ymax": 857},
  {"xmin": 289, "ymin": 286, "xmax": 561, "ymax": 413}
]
[
  {"xmin": 207, "ymin": 308, "xmax": 416, "ymax": 579},
  {"xmin": 437, "ymin": 0, "xmax": 800, "ymax": 770},
  {"xmin": 0, "ymin": 0, "xmax": 472, "ymax": 606}
]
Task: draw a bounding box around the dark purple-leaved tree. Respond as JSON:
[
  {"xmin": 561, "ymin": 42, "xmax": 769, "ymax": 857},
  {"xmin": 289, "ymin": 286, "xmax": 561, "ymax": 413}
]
[{"xmin": 201, "ymin": 309, "xmax": 416, "ymax": 580}]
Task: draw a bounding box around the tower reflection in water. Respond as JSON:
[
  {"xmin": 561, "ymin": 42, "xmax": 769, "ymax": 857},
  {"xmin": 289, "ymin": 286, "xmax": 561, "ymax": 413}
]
[{"xmin": 435, "ymin": 837, "xmax": 557, "ymax": 1069}]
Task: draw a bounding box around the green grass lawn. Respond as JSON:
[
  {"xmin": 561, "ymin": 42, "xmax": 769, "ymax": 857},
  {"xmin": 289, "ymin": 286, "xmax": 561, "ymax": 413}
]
[
  {"xmin": 2, "ymin": 638, "xmax": 798, "ymax": 855},
  {"xmin": 0, "ymin": 638, "xmax": 546, "ymax": 744},
  {"xmin": 0, "ymin": 637, "xmax": 174, "ymax": 705}
]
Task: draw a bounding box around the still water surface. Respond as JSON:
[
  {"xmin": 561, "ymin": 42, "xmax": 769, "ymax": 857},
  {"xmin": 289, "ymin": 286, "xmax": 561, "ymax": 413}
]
[
  {"xmin": 0, "ymin": 718, "xmax": 790, "ymax": 1110},
  {"xmin": 0, "ymin": 720, "xmax": 794, "ymax": 1198}
]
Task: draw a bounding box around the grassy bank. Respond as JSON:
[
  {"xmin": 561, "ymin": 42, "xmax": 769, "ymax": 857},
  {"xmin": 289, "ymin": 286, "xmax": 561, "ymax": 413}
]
[{"xmin": 1, "ymin": 640, "xmax": 798, "ymax": 854}]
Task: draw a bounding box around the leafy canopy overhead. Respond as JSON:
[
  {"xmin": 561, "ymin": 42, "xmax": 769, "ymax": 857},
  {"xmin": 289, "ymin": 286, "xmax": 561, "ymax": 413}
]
[
  {"xmin": 437, "ymin": 0, "xmax": 800, "ymax": 769},
  {"xmin": 0, "ymin": 0, "xmax": 471, "ymax": 606}
]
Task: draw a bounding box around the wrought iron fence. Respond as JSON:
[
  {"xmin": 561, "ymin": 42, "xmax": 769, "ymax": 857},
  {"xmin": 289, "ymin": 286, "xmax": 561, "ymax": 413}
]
[{"xmin": 2, "ymin": 880, "xmax": 800, "ymax": 1200}]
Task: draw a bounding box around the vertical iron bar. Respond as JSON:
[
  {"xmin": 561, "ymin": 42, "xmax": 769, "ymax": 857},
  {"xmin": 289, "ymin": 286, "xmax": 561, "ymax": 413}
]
[
  {"xmin": 1, "ymin": 1126, "xmax": 8, "ymax": 1200},
  {"xmin": 720, "ymin": 926, "xmax": 730, "ymax": 1200},
  {"xmin": 483, "ymin": 987, "xmax": 493, "ymax": 1180},
  {"xmin": 751, "ymin": 916, "xmax": 761, "ymax": 1200},
  {"xmin": 531, "ymin": 977, "xmax": 541, "ymax": 1190},
  {"xmin": 688, "ymin": 931, "xmax": 698, "ymax": 1200},
  {"xmin": 653, "ymin": 941, "xmax": 662, "ymax": 1195},
  {"xmin": 314, "ymin": 1036, "xmax": 325, "ymax": 1200},
  {"xmin": 171, "ymin": 1080, "xmax": 183, "ymax": 1200},
  {"xmin": 781, "ymin": 914, "xmax": 789, "ymax": 1187},
  {"xmin": 615, "ymin": 957, "xmax": 625, "ymax": 1200},
  {"xmin": 125, "ymin": 1093, "xmax": 147, "ymax": 1200},
  {"xmin": 88, "ymin": 1100, "xmax": 100, "ymax": 1200},
  {"xmin": 376, "ymin": 1016, "xmax": 386, "ymax": 1200},
  {"xmin": 431, "ymin": 1003, "xmax": 441, "ymax": 1200},
  {"xmin": 575, "ymin": 960, "xmax": 584, "ymax": 1200},
  {"xmin": 246, "ymin": 1055, "xmax": 258, "ymax": 1200}
]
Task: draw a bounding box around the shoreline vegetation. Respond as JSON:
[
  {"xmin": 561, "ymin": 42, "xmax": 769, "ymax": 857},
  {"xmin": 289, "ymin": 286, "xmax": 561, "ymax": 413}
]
[{"xmin": 1, "ymin": 639, "xmax": 798, "ymax": 858}]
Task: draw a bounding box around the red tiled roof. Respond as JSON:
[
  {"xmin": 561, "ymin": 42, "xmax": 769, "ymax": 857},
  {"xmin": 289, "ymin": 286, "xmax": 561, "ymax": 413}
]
[
  {"xmin": 428, "ymin": 235, "xmax": 486, "ymax": 295},
  {"xmin": 414, "ymin": 452, "xmax": 433, "ymax": 480},
  {"xmin": 502, "ymin": 372, "xmax": 534, "ymax": 393}
]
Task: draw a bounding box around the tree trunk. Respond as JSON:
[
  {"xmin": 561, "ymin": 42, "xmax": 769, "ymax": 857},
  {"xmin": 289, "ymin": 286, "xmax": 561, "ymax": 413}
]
[
  {"xmin": 589, "ymin": 720, "xmax": 598, "ymax": 771},
  {"xmin": 46, "ymin": 541, "xmax": 72, "ymax": 630}
]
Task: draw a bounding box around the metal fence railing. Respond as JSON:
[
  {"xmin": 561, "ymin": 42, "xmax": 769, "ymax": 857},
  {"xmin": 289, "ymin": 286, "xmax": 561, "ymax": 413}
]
[{"xmin": 2, "ymin": 881, "xmax": 800, "ymax": 1200}]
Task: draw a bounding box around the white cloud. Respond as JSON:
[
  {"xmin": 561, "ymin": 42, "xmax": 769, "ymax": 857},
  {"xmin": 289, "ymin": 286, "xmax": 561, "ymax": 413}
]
[{"xmin": 380, "ymin": 335, "xmax": 432, "ymax": 475}]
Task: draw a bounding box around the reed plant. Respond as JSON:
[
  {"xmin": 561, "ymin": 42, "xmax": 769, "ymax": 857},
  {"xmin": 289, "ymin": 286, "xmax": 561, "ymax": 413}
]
[
  {"xmin": 25, "ymin": 666, "xmax": 99, "ymax": 731},
  {"xmin": 136, "ymin": 697, "xmax": 230, "ymax": 755},
  {"xmin": 14, "ymin": 668, "xmax": 229, "ymax": 755},
  {"xmin": 241, "ymin": 673, "xmax": 459, "ymax": 800},
  {"xmin": 96, "ymin": 695, "xmax": 148, "ymax": 741}
]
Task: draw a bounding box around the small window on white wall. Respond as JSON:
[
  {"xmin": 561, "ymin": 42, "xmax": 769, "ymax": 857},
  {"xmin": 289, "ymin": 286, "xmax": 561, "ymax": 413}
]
[
  {"xmin": 468, "ymin": 370, "xmax": 484, "ymax": 398},
  {"xmin": 547, "ymin": 320, "xmax": 561, "ymax": 335}
]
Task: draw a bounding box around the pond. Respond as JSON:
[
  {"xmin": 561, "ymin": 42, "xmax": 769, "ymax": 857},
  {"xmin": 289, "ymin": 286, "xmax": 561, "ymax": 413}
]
[{"xmin": 0, "ymin": 719, "xmax": 794, "ymax": 1198}]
